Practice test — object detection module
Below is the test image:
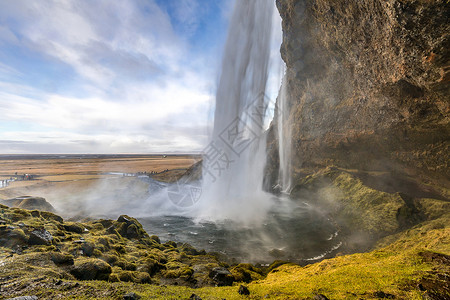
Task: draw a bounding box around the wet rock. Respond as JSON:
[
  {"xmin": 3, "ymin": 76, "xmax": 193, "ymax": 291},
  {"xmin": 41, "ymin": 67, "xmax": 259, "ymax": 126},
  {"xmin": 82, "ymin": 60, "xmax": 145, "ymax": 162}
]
[
  {"xmin": 117, "ymin": 215, "xmax": 131, "ymax": 223},
  {"xmin": 115, "ymin": 215, "xmax": 148, "ymax": 240},
  {"xmin": 150, "ymin": 235, "xmax": 160, "ymax": 243},
  {"xmin": 164, "ymin": 241, "xmax": 177, "ymax": 248},
  {"xmin": 107, "ymin": 225, "xmax": 119, "ymax": 235},
  {"xmin": 28, "ymin": 229, "xmax": 53, "ymax": 245},
  {"xmin": 70, "ymin": 258, "xmax": 112, "ymax": 281},
  {"xmin": 238, "ymin": 285, "xmax": 250, "ymax": 295},
  {"xmin": 180, "ymin": 243, "xmax": 205, "ymax": 255},
  {"xmin": 126, "ymin": 224, "xmax": 140, "ymax": 239},
  {"xmin": 123, "ymin": 292, "xmax": 141, "ymax": 300},
  {"xmin": 80, "ymin": 242, "xmax": 94, "ymax": 256},
  {"xmin": 268, "ymin": 0, "xmax": 450, "ymax": 198},
  {"xmin": 189, "ymin": 294, "xmax": 202, "ymax": 300},
  {"xmin": 209, "ymin": 267, "xmax": 234, "ymax": 286}
]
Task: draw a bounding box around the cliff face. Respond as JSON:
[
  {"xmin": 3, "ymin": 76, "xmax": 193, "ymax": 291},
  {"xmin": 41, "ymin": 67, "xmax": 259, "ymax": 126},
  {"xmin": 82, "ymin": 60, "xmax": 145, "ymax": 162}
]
[{"xmin": 270, "ymin": 0, "xmax": 449, "ymax": 190}]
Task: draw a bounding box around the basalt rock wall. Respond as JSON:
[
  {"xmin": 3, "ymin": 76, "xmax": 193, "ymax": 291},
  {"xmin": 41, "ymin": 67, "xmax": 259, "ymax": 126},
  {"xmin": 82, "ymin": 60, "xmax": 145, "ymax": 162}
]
[{"xmin": 268, "ymin": 0, "xmax": 449, "ymax": 190}]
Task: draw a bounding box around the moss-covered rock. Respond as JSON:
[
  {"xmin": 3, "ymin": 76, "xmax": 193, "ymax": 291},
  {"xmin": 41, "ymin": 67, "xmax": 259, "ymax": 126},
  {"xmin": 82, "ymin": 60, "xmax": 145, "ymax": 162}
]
[
  {"xmin": 230, "ymin": 263, "xmax": 264, "ymax": 283},
  {"xmin": 63, "ymin": 222, "xmax": 85, "ymax": 234},
  {"xmin": 109, "ymin": 269, "xmax": 151, "ymax": 283},
  {"xmin": 51, "ymin": 252, "xmax": 74, "ymax": 265},
  {"xmin": 0, "ymin": 226, "xmax": 28, "ymax": 248},
  {"xmin": 70, "ymin": 258, "xmax": 112, "ymax": 281}
]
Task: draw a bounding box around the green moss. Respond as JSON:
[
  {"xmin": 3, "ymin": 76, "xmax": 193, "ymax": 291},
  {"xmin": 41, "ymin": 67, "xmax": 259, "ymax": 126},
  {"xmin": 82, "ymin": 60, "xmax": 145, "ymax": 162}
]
[
  {"xmin": 111, "ymin": 270, "xmax": 151, "ymax": 283},
  {"xmin": 1, "ymin": 202, "xmax": 447, "ymax": 299},
  {"xmin": 417, "ymin": 198, "xmax": 450, "ymax": 220},
  {"xmin": 8, "ymin": 208, "xmax": 32, "ymax": 222},
  {"xmin": 51, "ymin": 252, "xmax": 74, "ymax": 265},
  {"xmin": 71, "ymin": 258, "xmax": 112, "ymax": 281},
  {"xmin": 294, "ymin": 170, "xmax": 405, "ymax": 236},
  {"xmin": 230, "ymin": 263, "xmax": 264, "ymax": 283},
  {"xmin": 114, "ymin": 258, "xmax": 136, "ymax": 271},
  {"xmin": 150, "ymin": 235, "xmax": 160, "ymax": 243},
  {"xmin": 63, "ymin": 222, "xmax": 85, "ymax": 234},
  {"xmin": 39, "ymin": 211, "xmax": 63, "ymax": 223}
]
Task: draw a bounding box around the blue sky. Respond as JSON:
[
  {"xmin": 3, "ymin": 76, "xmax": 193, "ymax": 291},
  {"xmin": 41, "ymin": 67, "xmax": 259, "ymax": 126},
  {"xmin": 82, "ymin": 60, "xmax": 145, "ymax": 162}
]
[{"xmin": 0, "ymin": 0, "xmax": 281, "ymax": 154}]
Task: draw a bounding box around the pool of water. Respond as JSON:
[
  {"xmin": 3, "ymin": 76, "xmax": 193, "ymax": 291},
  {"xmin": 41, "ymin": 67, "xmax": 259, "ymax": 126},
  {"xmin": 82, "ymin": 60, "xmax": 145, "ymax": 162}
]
[{"xmin": 138, "ymin": 199, "xmax": 341, "ymax": 264}]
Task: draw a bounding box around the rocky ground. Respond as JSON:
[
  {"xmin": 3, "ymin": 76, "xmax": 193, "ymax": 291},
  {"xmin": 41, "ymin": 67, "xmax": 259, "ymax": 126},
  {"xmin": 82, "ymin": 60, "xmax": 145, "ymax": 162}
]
[{"xmin": 0, "ymin": 174, "xmax": 448, "ymax": 300}]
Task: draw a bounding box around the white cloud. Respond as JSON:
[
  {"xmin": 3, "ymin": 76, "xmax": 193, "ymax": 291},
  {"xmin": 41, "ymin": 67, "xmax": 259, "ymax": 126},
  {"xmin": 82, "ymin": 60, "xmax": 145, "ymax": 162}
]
[{"xmin": 0, "ymin": 0, "xmax": 226, "ymax": 153}]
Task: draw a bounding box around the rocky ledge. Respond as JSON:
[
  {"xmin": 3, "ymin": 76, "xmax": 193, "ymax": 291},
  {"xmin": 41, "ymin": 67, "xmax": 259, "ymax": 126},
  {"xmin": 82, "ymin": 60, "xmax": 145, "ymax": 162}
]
[{"xmin": 0, "ymin": 202, "xmax": 285, "ymax": 299}]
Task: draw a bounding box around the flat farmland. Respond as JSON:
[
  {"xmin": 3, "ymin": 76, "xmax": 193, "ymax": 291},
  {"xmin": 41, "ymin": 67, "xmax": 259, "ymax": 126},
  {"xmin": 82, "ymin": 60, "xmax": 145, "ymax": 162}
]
[
  {"xmin": 0, "ymin": 154, "xmax": 200, "ymax": 214},
  {"xmin": 0, "ymin": 155, "xmax": 200, "ymax": 177}
]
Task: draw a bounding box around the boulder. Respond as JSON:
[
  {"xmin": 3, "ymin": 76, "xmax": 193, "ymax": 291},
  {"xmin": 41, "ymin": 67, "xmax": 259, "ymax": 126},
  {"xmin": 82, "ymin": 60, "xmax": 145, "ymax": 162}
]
[
  {"xmin": 63, "ymin": 222, "xmax": 85, "ymax": 234},
  {"xmin": 208, "ymin": 267, "xmax": 234, "ymax": 286},
  {"xmin": 70, "ymin": 258, "xmax": 112, "ymax": 281},
  {"xmin": 115, "ymin": 215, "xmax": 148, "ymax": 240},
  {"xmin": 238, "ymin": 285, "xmax": 250, "ymax": 295},
  {"xmin": 51, "ymin": 252, "xmax": 74, "ymax": 265},
  {"xmin": 28, "ymin": 229, "xmax": 53, "ymax": 245}
]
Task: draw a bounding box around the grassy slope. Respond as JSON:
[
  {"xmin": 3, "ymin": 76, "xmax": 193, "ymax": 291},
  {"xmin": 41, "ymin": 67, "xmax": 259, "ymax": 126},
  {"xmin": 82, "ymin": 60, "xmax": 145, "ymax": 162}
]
[
  {"xmin": 0, "ymin": 169, "xmax": 448, "ymax": 299},
  {"xmin": 1, "ymin": 213, "xmax": 447, "ymax": 299}
]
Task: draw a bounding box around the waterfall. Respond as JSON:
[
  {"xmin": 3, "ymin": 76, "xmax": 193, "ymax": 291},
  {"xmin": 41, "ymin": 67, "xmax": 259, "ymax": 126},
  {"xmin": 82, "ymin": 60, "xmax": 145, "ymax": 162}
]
[
  {"xmin": 277, "ymin": 74, "xmax": 292, "ymax": 193},
  {"xmin": 197, "ymin": 0, "xmax": 276, "ymax": 224}
]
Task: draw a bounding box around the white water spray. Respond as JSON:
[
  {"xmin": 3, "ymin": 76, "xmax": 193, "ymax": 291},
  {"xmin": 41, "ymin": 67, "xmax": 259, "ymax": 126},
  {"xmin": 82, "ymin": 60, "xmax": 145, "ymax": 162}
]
[
  {"xmin": 197, "ymin": 0, "xmax": 276, "ymax": 224},
  {"xmin": 277, "ymin": 75, "xmax": 292, "ymax": 193}
]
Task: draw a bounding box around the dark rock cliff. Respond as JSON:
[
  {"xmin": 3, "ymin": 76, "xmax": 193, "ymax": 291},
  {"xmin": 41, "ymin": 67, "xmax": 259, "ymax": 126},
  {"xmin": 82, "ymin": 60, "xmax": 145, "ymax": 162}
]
[{"xmin": 269, "ymin": 0, "xmax": 449, "ymax": 192}]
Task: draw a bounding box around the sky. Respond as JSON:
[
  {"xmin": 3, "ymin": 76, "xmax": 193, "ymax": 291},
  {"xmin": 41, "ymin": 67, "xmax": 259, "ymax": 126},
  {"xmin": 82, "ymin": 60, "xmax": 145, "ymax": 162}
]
[{"xmin": 0, "ymin": 0, "xmax": 282, "ymax": 154}]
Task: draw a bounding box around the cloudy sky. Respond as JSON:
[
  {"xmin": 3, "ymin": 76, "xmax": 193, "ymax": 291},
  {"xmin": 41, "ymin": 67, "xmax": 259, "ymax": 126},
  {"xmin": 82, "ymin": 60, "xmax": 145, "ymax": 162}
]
[{"xmin": 0, "ymin": 0, "xmax": 282, "ymax": 154}]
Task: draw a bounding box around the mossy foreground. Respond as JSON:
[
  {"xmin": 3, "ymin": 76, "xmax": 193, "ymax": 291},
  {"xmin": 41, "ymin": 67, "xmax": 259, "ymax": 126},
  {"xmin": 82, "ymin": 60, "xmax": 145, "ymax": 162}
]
[{"xmin": 0, "ymin": 185, "xmax": 448, "ymax": 299}]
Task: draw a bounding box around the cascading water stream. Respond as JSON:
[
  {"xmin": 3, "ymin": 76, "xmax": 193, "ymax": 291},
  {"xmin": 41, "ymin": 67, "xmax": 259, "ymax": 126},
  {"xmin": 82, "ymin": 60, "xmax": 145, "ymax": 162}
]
[
  {"xmin": 197, "ymin": 0, "xmax": 276, "ymax": 225},
  {"xmin": 276, "ymin": 74, "xmax": 292, "ymax": 193}
]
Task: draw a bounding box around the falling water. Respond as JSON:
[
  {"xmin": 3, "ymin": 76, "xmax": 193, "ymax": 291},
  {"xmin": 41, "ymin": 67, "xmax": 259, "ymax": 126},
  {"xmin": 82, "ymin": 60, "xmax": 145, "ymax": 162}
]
[
  {"xmin": 277, "ymin": 75, "xmax": 292, "ymax": 193},
  {"xmin": 197, "ymin": 0, "xmax": 275, "ymax": 224}
]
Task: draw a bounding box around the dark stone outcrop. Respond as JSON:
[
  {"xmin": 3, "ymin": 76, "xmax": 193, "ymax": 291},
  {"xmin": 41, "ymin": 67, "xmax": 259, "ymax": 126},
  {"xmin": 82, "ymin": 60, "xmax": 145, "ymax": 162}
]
[
  {"xmin": 238, "ymin": 285, "xmax": 250, "ymax": 295},
  {"xmin": 208, "ymin": 267, "xmax": 234, "ymax": 286},
  {"xmin": 268, "ymin": 0, "xmax": 449, "ymax": 191},
  {"xmin": 28, "ymin": 229, "xmax": 53, "ymax": 245}
]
